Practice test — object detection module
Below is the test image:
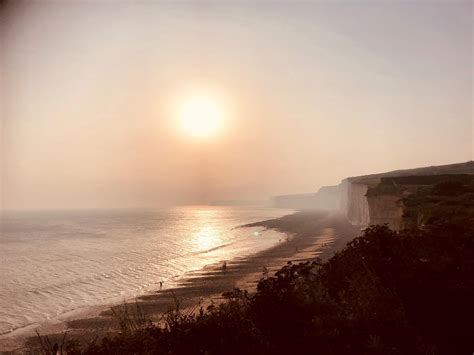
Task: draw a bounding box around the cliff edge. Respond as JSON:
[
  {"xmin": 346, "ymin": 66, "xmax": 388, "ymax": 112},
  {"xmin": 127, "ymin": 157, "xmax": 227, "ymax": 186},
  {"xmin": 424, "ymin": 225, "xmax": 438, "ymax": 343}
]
[{"xmin": 342, "ymin": 161, "xmax": 474, "ymax": 229}]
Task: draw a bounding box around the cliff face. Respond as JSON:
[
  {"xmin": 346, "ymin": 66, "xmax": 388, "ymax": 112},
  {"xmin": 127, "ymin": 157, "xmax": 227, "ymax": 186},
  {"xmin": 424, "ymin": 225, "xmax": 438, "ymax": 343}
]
[
  {"xmin": 275, "ymin": 161, "xmax": 474, "ymax": 227},
  {"xmin": 340, "ymin": 161, "xmax": 474, "ymax": 229},
  {"xmin": 345, "ymin": 182, "xmax": 370, "ymax": 226},
  {"xmin": 366, "ymin": 194, "xmax": 404, "ymax": 230},
  {"xmin": 340, "ymin": 178, "xmax": 399, "ymax": 228},
  {"xmin": 315, "ymin": 185, "xmax": 341, "ymax": 210}
]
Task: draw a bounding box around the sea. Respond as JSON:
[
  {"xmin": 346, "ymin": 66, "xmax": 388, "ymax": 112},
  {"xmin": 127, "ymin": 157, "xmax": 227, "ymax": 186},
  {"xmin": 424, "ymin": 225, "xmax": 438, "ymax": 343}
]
[{"xmin": 0, "ymin": 206, "xmax": 291, "ymax": 335}]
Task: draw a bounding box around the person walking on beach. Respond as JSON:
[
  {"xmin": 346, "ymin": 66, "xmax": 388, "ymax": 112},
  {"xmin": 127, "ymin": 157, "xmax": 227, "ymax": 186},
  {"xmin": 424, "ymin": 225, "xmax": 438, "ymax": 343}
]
[
  {"xmin": 222, "ymin": 261, "xmax": 227, "ymax": 274},
  {"xmin": 159, "ymin": 281, "xmax": 163, "ymax": 290}
]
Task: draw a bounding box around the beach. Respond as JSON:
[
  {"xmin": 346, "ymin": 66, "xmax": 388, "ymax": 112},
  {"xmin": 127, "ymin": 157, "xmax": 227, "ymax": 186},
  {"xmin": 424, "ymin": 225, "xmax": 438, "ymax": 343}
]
[{"xmin": 1, "ymin": 210, "xmax": 359, "ymax": 353}]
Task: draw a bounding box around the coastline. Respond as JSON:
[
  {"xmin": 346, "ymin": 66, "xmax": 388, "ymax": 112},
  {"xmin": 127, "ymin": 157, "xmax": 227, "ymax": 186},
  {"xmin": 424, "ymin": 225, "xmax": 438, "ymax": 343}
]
[{"xmin": 1, "ymin": 210, "xmax": 359, "ymax": 353}]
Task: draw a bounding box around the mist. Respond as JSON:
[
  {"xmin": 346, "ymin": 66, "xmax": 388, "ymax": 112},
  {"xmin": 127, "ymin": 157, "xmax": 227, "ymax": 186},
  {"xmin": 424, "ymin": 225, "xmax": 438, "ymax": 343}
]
[{"xmin": 1, "ymin": 0, "xmax": 472, "ymax": 210}]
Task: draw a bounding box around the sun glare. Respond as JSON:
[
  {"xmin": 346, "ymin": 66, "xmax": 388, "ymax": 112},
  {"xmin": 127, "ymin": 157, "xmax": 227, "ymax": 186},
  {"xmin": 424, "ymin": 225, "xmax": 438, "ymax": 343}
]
[{"xmin": 178, "ymin": 95, "xmax": 225, "ymax": 138}]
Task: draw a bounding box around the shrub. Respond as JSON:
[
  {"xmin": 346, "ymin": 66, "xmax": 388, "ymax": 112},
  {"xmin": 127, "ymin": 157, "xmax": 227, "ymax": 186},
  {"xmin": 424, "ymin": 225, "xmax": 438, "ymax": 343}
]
[{"xmin": 432, "ymin": 179, "xmax": 467, "ymax": 196}]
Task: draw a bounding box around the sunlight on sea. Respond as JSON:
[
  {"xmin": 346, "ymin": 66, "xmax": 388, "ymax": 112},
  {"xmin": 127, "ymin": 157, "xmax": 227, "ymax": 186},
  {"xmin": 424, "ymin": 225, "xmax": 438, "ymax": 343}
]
[{"xmin": 0, "ymin": 206, "xmax": 290, "ymax": 335}]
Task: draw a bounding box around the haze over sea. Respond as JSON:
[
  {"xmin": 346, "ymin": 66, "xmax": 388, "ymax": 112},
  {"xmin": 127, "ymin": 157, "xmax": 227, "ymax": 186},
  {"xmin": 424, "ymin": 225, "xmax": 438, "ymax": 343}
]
[{"xmin": 0, "ymin": 206, "xmax": 290, "ymax": 335}]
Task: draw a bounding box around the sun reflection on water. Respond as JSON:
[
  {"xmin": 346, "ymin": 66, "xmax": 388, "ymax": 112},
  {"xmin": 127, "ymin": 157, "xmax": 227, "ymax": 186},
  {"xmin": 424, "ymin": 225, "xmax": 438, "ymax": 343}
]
[
  {"xmin": 192, "ymin": 226, "xmax": 221, "ymax": 252},
  {"xmin": 186, "ymin": 207, "xmax": 224, "ymax": 253}
]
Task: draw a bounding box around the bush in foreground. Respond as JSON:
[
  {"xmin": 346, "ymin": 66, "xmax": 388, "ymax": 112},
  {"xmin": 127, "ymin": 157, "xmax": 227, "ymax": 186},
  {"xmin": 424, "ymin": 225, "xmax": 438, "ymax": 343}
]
[{"xmin": 73, "ymin": 222, "xmax": 474, "ymax": 355}]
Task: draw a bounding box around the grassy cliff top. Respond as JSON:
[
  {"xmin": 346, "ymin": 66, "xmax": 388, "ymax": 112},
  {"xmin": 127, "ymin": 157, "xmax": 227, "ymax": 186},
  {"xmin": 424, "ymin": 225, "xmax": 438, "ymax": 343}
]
[{"xmin": 348, "ymin": 161, "xmax": 474, "ymax": 186}]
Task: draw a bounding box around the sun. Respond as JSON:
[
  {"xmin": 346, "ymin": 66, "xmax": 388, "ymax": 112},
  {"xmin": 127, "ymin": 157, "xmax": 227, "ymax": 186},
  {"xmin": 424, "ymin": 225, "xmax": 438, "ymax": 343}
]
[{"xmin": 178, "ymin": 95, "xmax": 225, "ymax": 138}]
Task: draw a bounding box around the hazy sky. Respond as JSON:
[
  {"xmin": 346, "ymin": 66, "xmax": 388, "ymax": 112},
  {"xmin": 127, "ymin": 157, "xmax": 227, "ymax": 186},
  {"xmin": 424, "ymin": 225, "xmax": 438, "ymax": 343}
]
[{"xmin": 1, "ymin": 0, "xmax": 472, "ymax": 209}]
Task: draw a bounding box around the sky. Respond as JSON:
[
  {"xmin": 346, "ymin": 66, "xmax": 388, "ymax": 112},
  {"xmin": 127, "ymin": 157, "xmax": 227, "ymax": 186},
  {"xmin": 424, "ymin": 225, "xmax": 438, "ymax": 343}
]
[{"xmin": 1, "ymin": 0, "xmax": 472, "ymax": 210}]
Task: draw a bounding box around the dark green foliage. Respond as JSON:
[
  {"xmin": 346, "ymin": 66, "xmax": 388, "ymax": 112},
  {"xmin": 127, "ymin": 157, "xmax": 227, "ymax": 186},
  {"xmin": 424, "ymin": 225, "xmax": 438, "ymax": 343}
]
[
  {"xmin": 76, "ymin": 223, "xmax": 474, "ymax": 355},
  {"xmin": 402, "ymin": 178, "xmax": 474, "ymax": 226},
  {"xmin": 320, "ymin": 223, "xmax": 474, "ymax": 354},
  {"xmin": 79, "ymin": 290, "xmax": 263, "ymax": 355},
  {"xmin": 382, "ymin": 174, "xmax": 474, "ymax": 187},
  {"xmin": 432, "ymin": 179, "xmax": 468, "ymax": 196}
]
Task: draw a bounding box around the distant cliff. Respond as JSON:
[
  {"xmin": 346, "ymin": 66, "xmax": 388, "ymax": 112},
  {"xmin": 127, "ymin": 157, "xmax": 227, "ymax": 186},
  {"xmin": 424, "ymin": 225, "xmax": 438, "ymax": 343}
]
[
  {"xmin": 272, "ymin": 185, "xmax": 341, "ymax": 210},
  {"xmin": 272, "ymin": 193, "xmax": 319, "ymax": 209}
]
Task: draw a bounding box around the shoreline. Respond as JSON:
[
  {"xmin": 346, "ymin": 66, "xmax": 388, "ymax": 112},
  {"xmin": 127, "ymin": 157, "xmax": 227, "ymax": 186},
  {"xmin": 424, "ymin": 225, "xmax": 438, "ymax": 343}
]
[
  {"xmin": 0, "ymin": 224, "xmax": 285, "ymax": 345},
  {"xmin": 1, "ymin": 210, "xmax": 360, "ymax": 353}
]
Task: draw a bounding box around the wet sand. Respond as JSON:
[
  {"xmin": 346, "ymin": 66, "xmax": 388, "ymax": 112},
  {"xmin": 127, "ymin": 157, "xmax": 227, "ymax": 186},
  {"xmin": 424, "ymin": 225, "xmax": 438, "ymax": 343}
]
[{"xmin": 1, "ymin": 210, "xmax": 360, "ymax": 353}]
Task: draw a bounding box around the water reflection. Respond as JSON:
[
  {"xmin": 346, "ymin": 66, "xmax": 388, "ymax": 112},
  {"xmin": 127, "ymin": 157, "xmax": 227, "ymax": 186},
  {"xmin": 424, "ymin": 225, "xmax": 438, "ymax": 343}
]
[
  {"xmin": 187, "ymin": 207, "xmax": 223, "ymax": 253},
  {"xmin": 192, "ymin": 226, "xmax": 221, "ymax": 252}
]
